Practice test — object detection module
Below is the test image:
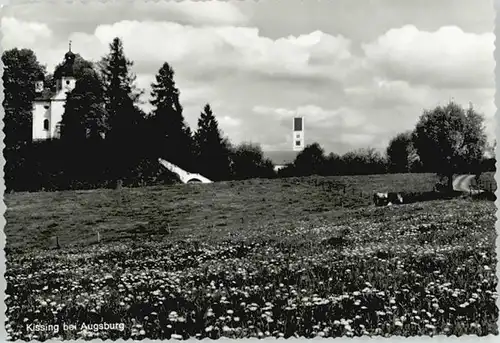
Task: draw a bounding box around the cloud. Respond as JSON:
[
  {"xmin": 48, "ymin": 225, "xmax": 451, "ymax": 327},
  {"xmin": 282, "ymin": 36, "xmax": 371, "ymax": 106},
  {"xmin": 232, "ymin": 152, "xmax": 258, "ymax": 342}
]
[
  {"xmin": 253, "ymin": 105, "xmax": 366, "ymax": 129},
  {"xmin": 218, "ymin": 115, "xmax": 241, "ymax": 128},
  {"xmin": 250, "ymin": 104, "xmax": 377, "ymax": 152},
  {"xmin": 82, "ymin": 21, "xmax": 359, "ymax": 84},
  {"xmin": 1, "ymin": 12, "xmax": 494, "ymax": 155},
  {"xmin": 0, "ymin": 17, "xmax": 358, "ymax": 86},
  {"xmin": 165, "ymin": 0, "xmax": 248, "ymax": 26},
  {"xmin": 340, "ymin": 133, "xmax": 377, "ymax": 146},
  {"xmin": 0, "ymin": 0, "xmax": 248, "ymax": 30},
  {"xmin": 0, "ymin": 17, "xmax": 53, "ymax": 48},
  {"xmin": 345, "ymin": 78, "xmax": 431, "ymax": 109},
  {"xmin": 362, "ymin": 25, "xmax": 495, "ymax": 88}
]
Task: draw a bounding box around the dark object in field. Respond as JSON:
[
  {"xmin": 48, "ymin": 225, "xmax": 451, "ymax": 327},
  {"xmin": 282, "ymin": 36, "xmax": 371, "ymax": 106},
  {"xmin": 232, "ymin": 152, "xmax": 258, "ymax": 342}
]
[
  {"xmin": 402, "ymin": 190, "xmax": 462, "ymax": 204},
  {"xmin": 115, "ymin": 179, "xmax": 123, "ymax": 189},
  {"xmin": 373, "ymin": 192, "xmax": 403, "ymax": 206},
  {"xmin": 471, "ymin": 191, "xmax": 496, "ymax": 201},
  {"xmin": 55, "ymin": 236, "xmax": 60, "ymax": 249}
]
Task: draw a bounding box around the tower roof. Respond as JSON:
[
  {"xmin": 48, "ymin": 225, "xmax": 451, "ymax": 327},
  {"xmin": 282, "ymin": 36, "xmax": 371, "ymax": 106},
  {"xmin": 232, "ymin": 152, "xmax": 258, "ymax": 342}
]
[
  {"xmin": 64, "ymin": 50, "xmax": 76, "ymax": 60},
  {"xmin": 64, "ymin": 40, "xmax": 75, "ymax": 60},
  {"xmin": 56, "ymin": 41, "xmax": 76, "ymax": 78}
]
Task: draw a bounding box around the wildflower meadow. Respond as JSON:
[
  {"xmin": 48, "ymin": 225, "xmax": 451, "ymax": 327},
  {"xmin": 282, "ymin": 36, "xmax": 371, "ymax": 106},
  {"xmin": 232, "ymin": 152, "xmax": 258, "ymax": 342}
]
[{"xmin": 4, "ymin": 173, "xmax": 498, "ymax": 340}]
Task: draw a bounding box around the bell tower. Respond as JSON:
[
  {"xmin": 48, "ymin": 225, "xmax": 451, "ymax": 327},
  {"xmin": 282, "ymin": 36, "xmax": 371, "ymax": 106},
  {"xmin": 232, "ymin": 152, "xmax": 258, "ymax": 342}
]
[
  {"xmin": 57, "ymin": 41, "xmax": 76, "ymax": 93},
  {"xmin": 292, "ymin": 116, "xmax": 305, "ymax": 151},
  {"xmin": 34, "ymin": 72, "xmax": 44, "ymax": 93}
]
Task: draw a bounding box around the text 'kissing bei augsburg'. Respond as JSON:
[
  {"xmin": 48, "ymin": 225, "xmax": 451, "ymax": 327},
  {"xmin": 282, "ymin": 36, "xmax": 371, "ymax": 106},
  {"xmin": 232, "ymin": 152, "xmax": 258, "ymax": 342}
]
[{"xmin": 26, "ymin": 322, "xmax": 125, "ymax": 333}]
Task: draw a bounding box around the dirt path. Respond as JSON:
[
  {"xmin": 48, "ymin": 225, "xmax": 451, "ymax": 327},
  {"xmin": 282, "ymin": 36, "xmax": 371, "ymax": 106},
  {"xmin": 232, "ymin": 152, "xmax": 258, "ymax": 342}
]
[{"xmin": 453, "ymin": 174, "xmax": 483, "ymax": 194}]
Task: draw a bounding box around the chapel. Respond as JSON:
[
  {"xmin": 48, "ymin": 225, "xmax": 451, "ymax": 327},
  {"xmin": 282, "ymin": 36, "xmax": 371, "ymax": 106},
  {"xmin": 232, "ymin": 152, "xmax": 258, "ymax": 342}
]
[{"xmin": 32, "ymin": 42, "xmax": 76, "ymax": 141}]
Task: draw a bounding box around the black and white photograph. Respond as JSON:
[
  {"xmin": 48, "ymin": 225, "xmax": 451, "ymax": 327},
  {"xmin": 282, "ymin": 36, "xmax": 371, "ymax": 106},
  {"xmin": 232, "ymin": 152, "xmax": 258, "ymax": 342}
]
[{"xmin": 1, "ymin": 0, "xmax": 498, "ymax": 340}]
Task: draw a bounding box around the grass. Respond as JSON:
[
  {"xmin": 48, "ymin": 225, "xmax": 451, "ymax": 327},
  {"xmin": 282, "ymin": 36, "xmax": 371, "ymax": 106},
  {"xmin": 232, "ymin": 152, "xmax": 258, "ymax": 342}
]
[
  {"xmin": 4, "ymin": 172, "xmax": 498, "ymax": 340},
  {"xmin": 5, "ymin": 173, "xmax": 442, "ymax": 250},
  {"xmin": 475, "ymin": 172, "xmax": 497, "ymax": 192}
]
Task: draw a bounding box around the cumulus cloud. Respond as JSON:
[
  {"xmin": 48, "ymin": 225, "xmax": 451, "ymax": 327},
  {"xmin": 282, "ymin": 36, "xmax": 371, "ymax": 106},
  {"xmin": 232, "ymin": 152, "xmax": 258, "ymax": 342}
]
[
  {"xmin": 1, "ymin": 17, "xmax": 359, "ymax": 87},
  {"xmin": 362, "ymin": 25, "xmax": 495, "ymax": 88},
  {"xmin": 1, "ymin": 11, "xmax": 495, "ymax": 154},
  {"xmin": 344, "ymin": 78, "xmax": 432, "ymax": 110},
  {"xmin": 73, "ymin": 21, "xmax": 360, "ymax": 84},
  {"xmin": 1, "ymin": 17, "xmax": 52, "ymax": 48},
  {"xmin": 250, "ymin": 104, "xmax": 380, "ymax": 152}
]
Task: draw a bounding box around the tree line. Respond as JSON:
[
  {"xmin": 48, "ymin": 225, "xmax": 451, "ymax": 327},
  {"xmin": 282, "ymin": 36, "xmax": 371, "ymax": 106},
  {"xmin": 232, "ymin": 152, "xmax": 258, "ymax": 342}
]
[
  {"xmin": 280, "ymin": 101, "xmax": 495, "ymax": 190},
  {"xmin": 2, "ymin": 37, "xmax": 495, "ymax": 192}
]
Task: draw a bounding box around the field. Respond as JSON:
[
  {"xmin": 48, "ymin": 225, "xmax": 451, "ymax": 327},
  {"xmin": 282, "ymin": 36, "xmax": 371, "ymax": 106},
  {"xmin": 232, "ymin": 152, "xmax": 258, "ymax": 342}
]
[{"xmin": 4, "ymin": 172, "xmax": 498, "ymax": 340}]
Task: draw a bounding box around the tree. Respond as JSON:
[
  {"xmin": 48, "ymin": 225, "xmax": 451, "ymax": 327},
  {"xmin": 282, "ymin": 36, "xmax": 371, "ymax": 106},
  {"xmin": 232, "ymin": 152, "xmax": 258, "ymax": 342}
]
[
  {"xmin": 99, "ymin": 37, "xmax": 145, "ymax": 183},
  {"xmin": 2, "ymin": 48, "xmax": 46, "ymax": 192},
  {"xmin": 324, "ymin": 152, "xmax": 344, "ymax": 175},
  {"xmin": 293, "ymin": 143, "xmax": 327, "ymax": 176},
  {"xmin": 341, "ymin": 148, "xmax": 387, "ymax": 175},
  {"xmin": 412, "ymin": 102, "xmax": 487, "ymax": 190},
  {"xmin": 386, "ymin": 131, "xmax": 414, "ymax": 173},
  {"xmin": 150, "ymin": 62, "xmax": 194, "ymax": 170},
  {"xmin": 61, "ymin": 68, "xmax": 108, "ymax": 142},
  {"xmin": 193, "ymin": 104, "xmax": 232, "ymax": 181},
  {"xmin": 2, "ymin": 48, "xmax": 46, "ymax": 146},
  {"xmin": 99, "ymin": 37, "xmax": 143, "ymax": 141},
  {"xmin": 230, "ymin": 142, "xmax": 275, "ymax": 180}
]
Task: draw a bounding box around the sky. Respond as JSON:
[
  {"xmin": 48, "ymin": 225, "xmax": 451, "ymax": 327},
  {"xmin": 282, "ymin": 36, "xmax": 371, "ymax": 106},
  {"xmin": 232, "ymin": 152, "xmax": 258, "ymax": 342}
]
[{"xmin": 1, "ymin": 0, "xmax": 496, "ymax": 155}]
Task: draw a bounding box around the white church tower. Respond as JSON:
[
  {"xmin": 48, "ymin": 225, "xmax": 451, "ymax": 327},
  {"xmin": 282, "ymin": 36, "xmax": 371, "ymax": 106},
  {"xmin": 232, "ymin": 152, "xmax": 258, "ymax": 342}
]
[
  {"xmin": 32, "ymin": 41, "xmax": 76, "ymax": 141},
  {"xmin": 292, "ymin": 116, "xmax": 305, "ymax": 151}
]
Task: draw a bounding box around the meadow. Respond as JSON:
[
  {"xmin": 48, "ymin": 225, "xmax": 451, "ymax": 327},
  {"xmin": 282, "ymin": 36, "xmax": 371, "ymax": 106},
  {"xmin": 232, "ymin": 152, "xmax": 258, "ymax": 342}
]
[{"xmin": 4, "ymin": 172, "xmax": 498, "ymax": 340}]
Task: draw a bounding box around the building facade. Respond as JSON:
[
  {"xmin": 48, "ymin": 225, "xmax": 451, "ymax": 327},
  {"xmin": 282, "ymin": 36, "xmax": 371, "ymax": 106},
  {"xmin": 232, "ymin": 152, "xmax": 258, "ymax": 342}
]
[{"xmin": 32, "ymin": 45, "xmax": 76, "ymax": 141}]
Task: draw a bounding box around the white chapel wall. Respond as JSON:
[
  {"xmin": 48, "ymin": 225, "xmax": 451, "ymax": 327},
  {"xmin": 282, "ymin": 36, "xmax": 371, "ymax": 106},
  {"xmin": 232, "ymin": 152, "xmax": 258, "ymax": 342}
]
[{"xmin": 32, "ymin": 102, "xmax": 51, "ymax": 140}]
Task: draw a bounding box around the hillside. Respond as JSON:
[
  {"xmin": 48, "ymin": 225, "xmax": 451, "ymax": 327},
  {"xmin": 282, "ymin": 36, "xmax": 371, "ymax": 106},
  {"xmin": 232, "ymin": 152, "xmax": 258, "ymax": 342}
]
[
  {"xmin": 4, "ymin": 172, "xmax": 498, "ymax": 340},
  {"xmin": 4, "ymin": 172, "xmax": 447, "ymax": 250}
]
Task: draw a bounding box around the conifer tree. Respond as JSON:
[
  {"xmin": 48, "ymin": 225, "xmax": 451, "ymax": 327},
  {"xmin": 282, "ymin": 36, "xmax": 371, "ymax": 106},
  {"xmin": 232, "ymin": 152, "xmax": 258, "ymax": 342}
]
[
  {"xmin": 99, "ymin": 37, "xmax": 145, "ymax": 183},
  {"xmin": 150, "ymin": 62, "xmax": 194, "ymax": 170},
  {"xmin": 193, "ymin": 104, "xmax": 232, "ymax": 180},
  {"xmin": 99, "ymin": 37, "xmax": 143, "ymax": 142}
]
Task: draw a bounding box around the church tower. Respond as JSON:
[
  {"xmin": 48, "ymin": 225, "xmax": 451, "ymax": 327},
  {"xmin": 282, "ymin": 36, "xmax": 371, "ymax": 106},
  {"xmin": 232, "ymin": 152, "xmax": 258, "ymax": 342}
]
[
  {"xmin": 32, "ymin": 42, "xmax": 77, "ymax": 141},
  {"xmin": 56, "ymin": 41, "xmax": 76, "ymax": 94},
  {"xmin": 34, "ymin": 72, "xmax": 44, "ymax": 94},
  {"xmin": 293, "ymin": 116, "xmax": 305, "ymax": 151}
]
